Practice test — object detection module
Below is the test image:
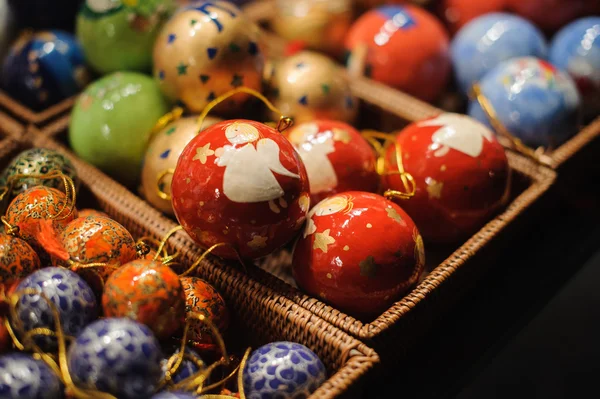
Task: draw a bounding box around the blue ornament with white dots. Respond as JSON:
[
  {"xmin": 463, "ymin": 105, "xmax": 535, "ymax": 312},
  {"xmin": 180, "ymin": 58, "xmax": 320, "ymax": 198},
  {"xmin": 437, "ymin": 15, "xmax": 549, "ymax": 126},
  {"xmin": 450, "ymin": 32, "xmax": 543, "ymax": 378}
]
[
  {"xmin": 243, "ymin": 341, "xmax": 327, "ymax": 399},
  {"xmin": 161, "ymin": 345, "xmax": 207, "ymax": 384},
  {"xmin": 0, "ymin": 353, "xmax": 64, "ymax": 399},
  {"xmin": 151, "ymin": 392, "xmax": 197, "ymax": 399}
]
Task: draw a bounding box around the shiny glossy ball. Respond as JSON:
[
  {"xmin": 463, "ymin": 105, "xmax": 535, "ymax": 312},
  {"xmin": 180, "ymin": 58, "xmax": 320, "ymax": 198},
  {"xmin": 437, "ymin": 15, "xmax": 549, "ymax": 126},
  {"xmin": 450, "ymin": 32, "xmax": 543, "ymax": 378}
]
[
  {"xmin": 438, "ymin": 0, "xmax": 507, "ymax": 35},
  {"xmin": 506, "ymin": 0, "xmax": 600, "ymax": 33},
  {"xmin": 161, "ymin": 346, "xmax": 206, "ymax": 384},
  {"xmin": 151, "ymin": 393, "xmax": 197, "ymax": 399},
  {"xmin": 68, "ymin": 317, "xmax": 163, "ymax": 399},
  {"xmin": 0, "ymin": 234, "xmax": 41, "ymax": 285},
  {"xmin": 468, "ymin": 57, "xmax": 581, "ymax": 148},
  {"xmin": 0, "ymin": 353, "xmax": 64, "ymax": 399},
  {"xmin": 243, "ymin": 342, "xmax": 326, "ymax": 399},
  {"xmin": 451, "ymin": 13, "xmax": 547, "ymax": 95}
]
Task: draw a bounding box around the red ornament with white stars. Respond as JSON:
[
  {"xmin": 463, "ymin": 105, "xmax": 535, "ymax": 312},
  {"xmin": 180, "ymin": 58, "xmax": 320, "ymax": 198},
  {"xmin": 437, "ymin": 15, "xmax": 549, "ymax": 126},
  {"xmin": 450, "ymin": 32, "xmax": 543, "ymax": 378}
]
[
  {"xmin": 292, "ymin": 191, "xmax": 425, "ymax": 316},
  {"xmin": 382, "ymin": 113, "xmax": 510, "ymax": 244},
  {"xmin": 171, "ymin": 119, "xmax": 310, "ymax": 260}
]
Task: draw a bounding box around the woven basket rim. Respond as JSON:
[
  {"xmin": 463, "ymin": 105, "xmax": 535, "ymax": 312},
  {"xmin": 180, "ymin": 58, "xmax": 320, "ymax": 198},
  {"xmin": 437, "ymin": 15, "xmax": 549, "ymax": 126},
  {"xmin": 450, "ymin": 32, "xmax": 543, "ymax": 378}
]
[
  {"xmin": 0, "ymin": 110, "xmax": 25, "ymax": 140},
  {"xmin": 0, "ymin": 89, "xmax": 77, "ymax": 125}
]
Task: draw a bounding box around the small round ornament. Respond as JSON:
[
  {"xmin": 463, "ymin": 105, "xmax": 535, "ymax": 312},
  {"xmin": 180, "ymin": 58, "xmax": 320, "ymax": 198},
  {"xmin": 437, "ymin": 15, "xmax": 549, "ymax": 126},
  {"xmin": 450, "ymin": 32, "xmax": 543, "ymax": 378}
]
[
  {"xmin": 102, "ymin": 259, "xmax": 185, "ymax": 339},
  {"xmin": 0, "ymin": 233, "xmax": 41, "ymax": 285},
  {"xmin": 506, "ymin": 0, "xmax": 600, "ymax": 33},
  {"xmin": 161, "ymin": 346, "xmax": 206, "ymax": 384},
  {"xmin": 450, "ymin": 13, "xmax": 548, "ymax": 95},
  {"xmin": 69, "ymin": 72, "xmax": 170, "ymax": 186},
  {"xmin": 438, "ymin": 0, "xmax": 507, "ymax": 35},
  {"xmin": 171, "ymin": 119, "xmax": 310, "ymax": 260},
  {"xmin": 14, "ymin": 267, "xmax": 98, "ymax": 350},
  {"xmin": 383, "ymin": 113, "xmax": 510, "ymax": 243},
  {"xmin": 285, "ymin": 120, "xmax": 379, "ymax": 205},
  {"xmin": 68, "ymin": 317, "xmax": 164, "ymax": 399},
  {"xmin": 141, "ymin": 115, "xmax": 222, "ymax": 214},
  {"xmin": 153, "ymin": 0, "xmax": 264, "ymax": 114},
  {"xmin": 152, "ymin": 393, "xmax": 197, "ymax": 399},
  {"xmin": 8, "ymin": 0, "xmax": 82, "ymax": 31},
  {"xmin": 266, "ymin": 51, "xmax": 358, "ymax": 124},
  {"xmin": 468, "ymin": 57, "xmax": 581, "ymax": 148},
  {"xmin": 293, "ymin": 192, "xmax": 425, "ymax": 315},
  {"xmin": 77, "ymin": 0, "xmax": 175, "ymax": 74},
  {"xmin": 243, "ymin": 341, "xmax": 326, "ymax": 399},
  {"xmin": 77, "ymin": 208, "xmax": 109, "ymax": 219},
  {"xmin": 0, "ymin": 353, "xmax": 64, "ymax": 399},
  {"xmin": 344, "ymin": 4, "xmax": 451, "ymax": 102}
]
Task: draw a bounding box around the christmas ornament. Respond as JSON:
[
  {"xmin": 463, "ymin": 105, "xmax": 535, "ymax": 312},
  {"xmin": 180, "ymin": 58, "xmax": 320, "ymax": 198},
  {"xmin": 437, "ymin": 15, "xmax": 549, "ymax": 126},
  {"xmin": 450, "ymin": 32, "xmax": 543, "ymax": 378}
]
[
  {"xmin": 0, "ymin": 353, "xmax": 64, "ymax": 399},
  {"xmin": 14, "ymin": 267, "xmax": 98, "ymax": 350},
  {"xmin": 69, "ymin": 72, "xmax": 170, "ymax": 186},
  {"xmin": 383, "ymin": 113, "xmax": 510, "ymax": 243},
  {"xmin": 68, "ymin": 317, "xmax": 164, "ymax": 399},
  {"xmin": 285, "ymin": 120, "xmax": 379, "ymax": 205},
  {"xmin": 171, "ymin": 119, "xmax": 310, "ymax": 260},
  {"xmin": 7, "ymin": 0, "xmax": 82, "ymax": 31},
  {"xmin": 0, "ymin": 318, "xmax": 9, "ymax": 353},
  {"xmin": 102, "ymin": 259, "xmax": 186, "ymax": 339},
  {"xmin": 293, "ymin": 191, "xmax": 425, "ymax": 315},
  {"xmin": 438, "ymin": 0, "xmax": 507, "ymax": 35},
  {"xmin": 468, "ymin": 57, "xmax": 581, "ymax": 148},
  {"xmin": 142, "ymin": 115, "xmax": 222, "ymax": 215},
  {"xmin": 0, "ymin": 233, "xmax": 41, "ymax": 285},
  {"xmin": 153, "ymin": 0, "xmax": 264, "ymax": 113},
  {"xmin": 1, "ymin": 31, "xmax": 90, "ymax": 111},
  {"xmin": 506, "ymin": 0, "xmax": 600, "ymax": 33},
  {"xmin": 77, "ymin": 208, "xmax": 109, "ymax": 218},
  {"xmin": 345, "ymin": 4, "xmax": 451, "ymax": 102},
  {"xmin": 450, "ymin": 13, "xmax": 547, "ymax": 95},
  {"xmin": 161, "ymin": 346, "xmax": 206, "ymax": 384},
  {"xmin": 266, "ymin": 51, "xmax": 358, "ymax": 124},
  {"xmin": 152, "ymin": 393, "xmax": 197, "ymax": 399},
  {"xmin": 76, "ymin": 0, "xmax": 175, "ymax": 74},
  {"xmin": 272, "ymin": 0, "xmax": 353, "ymax": 57},
  {"xmin": 243, "ymin": 342, "xmax": 326, "ymax": 398}
]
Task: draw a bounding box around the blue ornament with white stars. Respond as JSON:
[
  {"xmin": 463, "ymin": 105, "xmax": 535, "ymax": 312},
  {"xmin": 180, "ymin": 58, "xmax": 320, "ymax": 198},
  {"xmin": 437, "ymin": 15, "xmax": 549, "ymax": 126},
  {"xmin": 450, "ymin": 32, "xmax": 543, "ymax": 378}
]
[
  {"xmin": 15, "ymin": 267, "xmax": 98, "ymax": 351},
  {"xmin": 67, "ymin": 318, "xmax": 164, "ymax": 399},
  {"xmin": 243, "ymin": 341, "xmax": 326, "ymax": 399},
  {"xmin": 161, "ymin": 346, "xmax": 207, "ymax": 384},
  {"xmin": 0, "ymin": 353, "xmax": 64, "ymax": 399},
  {"xmin": 1, "ymin": 30, "xmax": 90, "ymax": 111}
]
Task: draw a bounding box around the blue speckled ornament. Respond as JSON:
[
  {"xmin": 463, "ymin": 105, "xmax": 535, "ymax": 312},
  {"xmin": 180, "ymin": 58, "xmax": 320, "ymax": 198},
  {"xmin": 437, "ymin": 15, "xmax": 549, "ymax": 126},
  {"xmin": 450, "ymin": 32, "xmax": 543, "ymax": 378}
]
[
  {"xmin": 469, "ymin": 57, "xmax": 581, "ymax": 149},
  {"xmin": 0, "ymin": 353, "xmax": 64, "ymax": 399},
  {"xmin": 151, "ymin": 392, "xmax": 197, "ymax": 399},
  {"xmin": 1, "ymin": 30, "xmax": 90, "ymax": 111},
  {"xmin": 15, "ymin": 267, "xmax": 98, "ymax": 351},
  {"xmin": 161, "ymin": 346, "xmax": 206, "ymax": 384},
  {"xmin": 451, "ymin": 13, "xmax": 548, "ymax": 95},
  {"xmin": 68, "ymin": 318, "xmax": 163, "ymax": 399},
  {"xmin": 243, "ymin": 342, "xmax": 326, "ymax": 399}
]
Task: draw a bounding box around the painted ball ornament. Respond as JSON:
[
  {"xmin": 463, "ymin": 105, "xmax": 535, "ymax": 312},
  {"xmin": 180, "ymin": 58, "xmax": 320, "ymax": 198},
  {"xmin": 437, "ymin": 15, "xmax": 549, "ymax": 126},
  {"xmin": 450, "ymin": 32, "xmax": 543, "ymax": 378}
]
[
  {"xmin": 171, "ymin": 119, "xmax": 310, "ymax": 260},
  {"xmin": 266, "ymin": 51, "xmax": 358, "ymax": 124},
  {"xmin": 293, "ymin": 192, "xmax": 425, "ymax": 316},
  {"xmin": 506, "ymin": 0, "xmax": 599, "ymax": 33},
  {"xmin": 152, "ymin": 393, "xmax": 197, "ymax": 399},
  {"xmin": 438, "ymin": 0, "xmax": 507, "ymax": 35},
  {"xmin": 0, "ymin": 353, "xmax": 64, "ymax": 399},
  {"xmin": 161, "ymin": 346, "xmax": 206, "ymax": 384},
  {"xmin": 0, "ymin": 234, "xmax": 41, "ymax": 285},
  {"xmin": 345, "ymin": 5, "xmax": 451, "ymax": 102},
  {"xmin": 68, "ymin": 318, "xmax": 164, "ymax": 399},
  {"xmin": 243, "ymin": 342, "xmax": 326, "ymax": 399},
  {"xmin": 468, "ymin": 57, "xmax": 581, "ymax": 148},
  {"xmin": 450, "ymin": 13, "xmax": 548, "ymax": 95},
  {"xmin": 285, "ymin": 120, "xmax": 379, "ymax": 205},
  {"xmin": 153, "ymin": 0, "xmax": 264, "ymax": 114},
  {"xmin": 77, "ymin": 208, "xmax": 109, "ymax": 219}
]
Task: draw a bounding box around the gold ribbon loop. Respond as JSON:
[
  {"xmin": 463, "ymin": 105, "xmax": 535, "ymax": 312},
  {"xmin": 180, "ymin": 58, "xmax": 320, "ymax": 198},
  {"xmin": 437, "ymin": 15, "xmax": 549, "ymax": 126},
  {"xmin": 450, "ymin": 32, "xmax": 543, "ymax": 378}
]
[
  {"xmin": 156, "ymin": 168, "xmax": 175, "ymax": 201},
  {"xmin": 179, "ymin": 242, "xmax": 247, "ymax": 277},
  {"xmin": 150, "ymin": 107, "xmax": 185, "ymax": 140},
  {"xmin": 152, "ymin": 226, "xmax": 184, "ymax": 263}
]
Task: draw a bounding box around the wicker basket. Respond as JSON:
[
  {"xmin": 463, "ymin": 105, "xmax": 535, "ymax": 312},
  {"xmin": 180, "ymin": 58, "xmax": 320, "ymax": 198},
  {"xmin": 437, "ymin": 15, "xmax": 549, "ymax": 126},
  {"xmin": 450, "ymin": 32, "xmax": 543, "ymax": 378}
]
[
  {"xmin": 0, "ymin": 110, "xmax": 25, "ymax": 140},
  {"xmin": 2, "ymin": 129, "xmax": 379, "ymax": 399},
  {"xmin": 0, "ymin": 90, "xmax": 76, "ymax": 128}
]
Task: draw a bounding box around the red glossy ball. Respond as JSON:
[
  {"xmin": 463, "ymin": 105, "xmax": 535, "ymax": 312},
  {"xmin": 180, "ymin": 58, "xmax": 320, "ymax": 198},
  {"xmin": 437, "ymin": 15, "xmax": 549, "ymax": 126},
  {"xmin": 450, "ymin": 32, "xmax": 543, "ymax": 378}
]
[
  {"xmin": 506, "ymin": 0, "xmax": 599, "ymax": 33},
  {"xmin": 292, "ymin": 191, "xmax": 425, "ymax": 316},
  {"xmin": 438, "ymin": 0, "xmax": 507, "ymax": 34},
  {"xmin": 171, "ymin": 120, "xmax": 310, "ymax": 260}
]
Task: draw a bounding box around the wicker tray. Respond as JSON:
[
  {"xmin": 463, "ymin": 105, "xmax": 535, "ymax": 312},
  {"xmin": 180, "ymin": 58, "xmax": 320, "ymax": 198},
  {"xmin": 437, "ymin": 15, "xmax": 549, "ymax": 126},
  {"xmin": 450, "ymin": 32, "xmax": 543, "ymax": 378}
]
[
  {"xmin": 3, "ymin": 130, "xmax": 379, "ymax": 399},
  {"xmin": 0, "ymin": 89, "xmax": 77, "ymax": 128}
]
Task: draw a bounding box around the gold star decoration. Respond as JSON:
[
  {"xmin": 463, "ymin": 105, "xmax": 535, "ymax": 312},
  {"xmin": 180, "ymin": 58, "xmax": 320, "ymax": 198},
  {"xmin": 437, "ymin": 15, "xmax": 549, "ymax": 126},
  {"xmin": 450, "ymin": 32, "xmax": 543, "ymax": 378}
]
[
  {"xmin": 332, "ymin": 128, "xmax": 352, "ymax": 144},
  {"xmin": 426, "ymin": 178, "xmax": 444, "ymax": 199},
  {"xmin": 386, "ymin": 207, "xmax": 406, "ymax": 226},
  {"xmin": 313, "ymin": 229, "xmax": 335, "ymax": 253},
  {"xmin": 359, "ymin": 256, "xmax": 378, "ymax": 278},
  {"xmin": 248, "ymin": 235, "xmax": 268, "ymax": 250},
  {"xmin": 193, "ymin": 143, "xmax": 215, "ymax": 164}
]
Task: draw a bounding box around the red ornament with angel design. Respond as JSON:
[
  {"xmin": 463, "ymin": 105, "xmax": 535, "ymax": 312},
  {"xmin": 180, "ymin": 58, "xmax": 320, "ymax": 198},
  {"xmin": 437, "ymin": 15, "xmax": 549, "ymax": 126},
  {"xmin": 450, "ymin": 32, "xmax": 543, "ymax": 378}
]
[
  {"xmin": 382, "ymin": 113, "xmax": 511, "ymax": 244},
  {"xmin": 171, "ymin": 119, "xmax": 310, "ymax": 260},
  {"xmin": 292, "ymin": 191, "xmax": 425, "ymax": 316}
]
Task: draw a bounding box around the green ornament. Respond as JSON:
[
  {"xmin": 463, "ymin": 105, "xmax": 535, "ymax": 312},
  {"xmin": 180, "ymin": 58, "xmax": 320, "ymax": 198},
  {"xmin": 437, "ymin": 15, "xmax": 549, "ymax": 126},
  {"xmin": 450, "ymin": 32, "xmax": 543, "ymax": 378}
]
[{"xmin": 69, "ymin": 72, "xmax": 170, "ymax": 186}]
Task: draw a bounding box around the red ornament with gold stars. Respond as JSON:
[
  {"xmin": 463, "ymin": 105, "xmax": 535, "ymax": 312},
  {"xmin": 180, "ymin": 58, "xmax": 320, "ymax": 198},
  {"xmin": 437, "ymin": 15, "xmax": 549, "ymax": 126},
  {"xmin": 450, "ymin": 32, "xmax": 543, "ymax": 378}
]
[
  {"xmin": 382, "ymin": 113, "xmax": 510, "ymax": 244},
  {"xmin": 171, "ymin": 120, "xmax": 310, "ymax": 260},
  {"xmin": 292, "ymin": 191, "xmax": 425, "ymax": 316},
  {"xmin": 285, "ymin": 120, "xmax": 379, "ymax": 206}
]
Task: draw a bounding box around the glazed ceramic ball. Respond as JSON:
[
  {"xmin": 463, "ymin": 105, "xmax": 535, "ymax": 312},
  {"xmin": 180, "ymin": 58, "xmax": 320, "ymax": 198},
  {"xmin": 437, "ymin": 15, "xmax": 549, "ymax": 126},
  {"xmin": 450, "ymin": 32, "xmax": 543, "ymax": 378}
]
[
  {"xmin": 450, "ymin": 13, "xmax": 548, "ymax": 95},
  {"xmin": 77, "ymin": 0, "xmax": 175, "ymax": 74},
  {"xmin": 69, "ymin": 72, "xmax": 170, "ymax": 186},
  {"xmin": 141, "ymin": 115, "xmax": 222, "ymax": 214},
  {"xmin": 68, "ymin": 318, "xmax": 163, "ymax": 399},
  {"xmin": 438, "ymin": 0, "xmax": 507, "ymax": 35},
  {"xmin": 506, "ymin": 0, "xmax": 600, "ymax": 33},
  {"xmin": 382, "ymin": 113, "xmax": 510, "ymax": 243},
  {"xmin": 14, "ymin": 267, "xmax": 98, "ymax": 350},
  {"xmin": 0, "ymin": 234, "xmax": 41, "ymax": 285},
  {"xmin": 153, "ymin": 0, "xmax": 264, "ymax": 114},
  {"xmin": 285, "ymin": 120, "xmax": 379, "ymax": 205},
  {"xmin": 0, "ymin": 0, "xmax": 15, "ymax": 64},
  {"xmin": 1, "ymin": 31, "xmax": 90, "ymax": 111},
  {"xmin": 468, "ymin": 57, "xmax": 581, "ymax": 148},
  {"xmin": 171, "ymin": 120, "xmax": 310, "ymax": 260},
  {"xmin": 272, "ymin": 0, "xmax": 353, "ymax": 57},
  {"xmin": 102, "ymin": 259, "xmax": 186, "ymax": 339},
  {"xmin": 151, "ymin": 393, "xmax": 197, "ymax": 399},
  {"xmin": 243, "ymin": 342, "xmax": 326, "ymax": 399},
  {"xmin": 293, "ymin": 192, "xmax": 425, "ymax": 316},
  {"xmin": 8, "ymin": 0, "xmax": 82, "ymax": 31},
  {"xmin": 161, "ymin": 346, "xmax": 206, "ymax": 384},
  {"xmin": 345, "ymin": 5, "xmax": 451, "ymax": 102},
  {"xmin": 0, "ymin": 353, "xmax": 64, "ymax": 399},
  {"xmin": 266, "ymin": 51, "xmax": 358, "ymax": 124}
]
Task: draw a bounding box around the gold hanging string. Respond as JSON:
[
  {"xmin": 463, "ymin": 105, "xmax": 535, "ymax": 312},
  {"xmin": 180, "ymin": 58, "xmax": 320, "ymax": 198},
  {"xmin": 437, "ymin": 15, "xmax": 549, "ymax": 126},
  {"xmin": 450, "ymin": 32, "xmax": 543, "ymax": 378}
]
[
  {"xmin": 156, "ymin": 168, "xmax": 175, "ymax": 201},
  {"xmin": 152, "ymin": 225, "xmax": 184, "ymax": 262},
  {"xmin": 150, "ymin": 107, "xmax": 185, "ymax": 140},
  {"xmin": 1, "ymin": 216, "xmax": 19, "ymax": 236},
  {"xmin": 159, "ymin": 322, "xmax": 193, "ymax": 389},
  {"xmin": 179, "ymin": 242, "xmax": 247, "ymax": 277}
]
